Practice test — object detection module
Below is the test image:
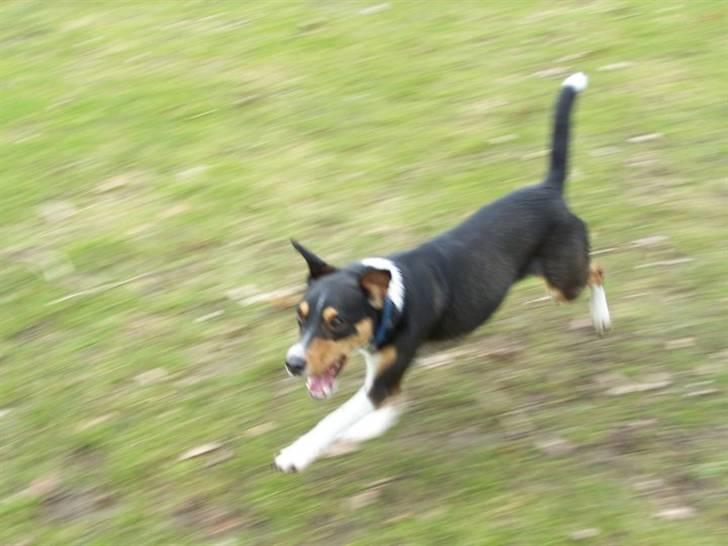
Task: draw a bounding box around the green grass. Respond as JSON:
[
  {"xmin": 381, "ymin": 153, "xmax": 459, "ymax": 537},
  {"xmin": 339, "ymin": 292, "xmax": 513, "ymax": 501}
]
[{"xmin": 1, "ymin": 1, "xmax": 727, "ymax": 544}]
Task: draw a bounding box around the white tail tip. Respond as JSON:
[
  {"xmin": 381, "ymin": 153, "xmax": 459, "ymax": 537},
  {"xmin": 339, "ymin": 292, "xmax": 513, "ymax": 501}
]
[{"xmin": 563, "ymin": 72, "xmax": 588, "ymax": 92}]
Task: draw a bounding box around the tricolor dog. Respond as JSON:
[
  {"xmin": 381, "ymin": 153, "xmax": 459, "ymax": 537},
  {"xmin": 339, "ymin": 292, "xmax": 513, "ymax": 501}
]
[{"xmin": 274, "ymin": 73, "xmax": 610, "ymax": 473}]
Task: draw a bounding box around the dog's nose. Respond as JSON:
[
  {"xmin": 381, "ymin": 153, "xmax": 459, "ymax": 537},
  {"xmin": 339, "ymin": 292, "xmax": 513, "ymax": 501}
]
[
  {"xmin": 285, "ymin": 343, "xmax": 307, "ymax": 376},
  {"xmin": 285, "ymin": 356, "xmax": 306, "ymax": 376}
]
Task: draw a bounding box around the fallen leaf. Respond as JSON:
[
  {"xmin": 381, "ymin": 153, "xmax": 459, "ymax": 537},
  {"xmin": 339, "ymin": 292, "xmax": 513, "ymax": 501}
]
[
  {"xmin": 589, "ymin": 247, "xmax": 619, "ymax": 256},
  {"xmin": 535, "ymin": 435, "xmax": 575, "ymax": 457},
  {"xmin": 486, "ymin": 344, "xmax": 524, "ymax": 362},
  {"xmin": 597, "ymin": 61, "xmax": 635, "ymax": 71},
  {"xmin": 655, "ymin": 507, "xmax": 696, "ymax": 521},
  {"xmin": 606, "ymin": 373, "xmax": 672, "ymax": 396},
  {"xmin": 243, "ymin": 422, "xmax": 276, "ymax": 437},
  {"xmin": 75, "ymin": 414, "xmax": 115, "ymax": 432},
  {"xmin": 624, "ymin": 291, "xmax": 650, "ymax": 299},
  {"xmin": 366, "ymin": 476, "xmax": 399, "ymax": 489},
  {"xmin": 204, "ymin": 448, "xmax": 234, "ymax": 468},
  {"xmin": 631, "ymin": 235, "xmax": 668, "ymax": 247},
  {"xmin": 522, "ymin": 295, "xmax": 552, "ymax": 306},
  {"xmin": 557, "ymin": 51, "xmax": 591, "ymax": 63},
  {"xmin": 521, "ymin": 149, "xmax": 548, "ymax": 160},
  {"xmin": 0, "ymin": 408, "xmax": 12, "ymax": 418},
  {"xmin": 38, "ymin": 200, "xmax": 77, "ymax": 222},
  {"xmin": 683, "ymin": 381, "xmax": 719, "ymax": 398},
  {"xmin": 568, "ymin": 318, "xmax": 593, "ymax": 332},
  {"xmin": 624, "ymin": 419, "xmax": 658, "ymax": 429},
  {"xmin": 177, "ymin": 443, "xmax": 223, "ymax": 461},
  {"xmin": 416, "ymin": 347, "xmax": 469, "ymax": 369},
  {"xmin": 233, "ymin": 94, "xmax": 264, "ymax": 108},
  {"xmin": 594, "ymin": 372, "xmax": 630, "ymax": 389},
  {"xmin": 569, "ymin": 528, "xmax": 601, "ymax": 540},
  {"xmin": 194, "ymin": 310, "xmax": 224, "ymax": 323},
  {"xmin": 533, "ymin": 67, "xmax": 569, "ymax": 79},
  {"xmin": 627, "ymin": 133, "xmax": 664, "ymax": 143},
  {"xmin": 683, "ymin": 388, "xmax": 719, "ymax": 398},
  {"xmin": 176, "ymin": 165, "xmax": 209, "ymax": 180},
  {"xmin": 634, "ymin": 258, "xmax": 693, "ymax": 269},
  {"xmin": 160, "ymin": 203, "xmax": 190, "ymax": 219},
  {"xmin": 348, "ymin": 488, "xmax": 381, "ymax": 510},
  {"xmin": 665, "ymin": 337, "xmax": 695, "ymax": 350},
  {"xmin": 589, "ymin": 146, "xmax": 620, "ymax": 157},
  {"xmin": 359, "ymin": 3, "xmax": 390, "ymax": 15},
  {"xmin": 96, "ymin": 174, "xmax": 131, "ymax": 193},
  {"xmin": 385, "ymin": 512, "xmax": 414, "ymax": 524},
  {"xmin": 134, "ymin": 368, "xmax": 168, "ymax": 386},
  {"xmin": 234, "ymin": 286, "xmax": 302, "ymax": 309},
  {"xmin": 632, "ymin": 478, "xmax": 666, "ymax": 493},
  {"xmin": 23, "ymin": 473, "xmax": 61, "ymax": 499},
  {"xmin": 346, "ymin": 478, "xmax": 392, "ymax": 511},
  {"xmin": 488, "ymin": 134, "xmax": 518, "ymax": 144},
  {"xmin": 708, "ymin": 349, "xmax": 728, "ymax": 362}
]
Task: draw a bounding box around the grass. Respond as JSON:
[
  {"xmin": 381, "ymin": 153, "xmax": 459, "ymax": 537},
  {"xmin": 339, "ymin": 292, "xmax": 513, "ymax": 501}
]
[{"xmin": 1, "ymin": 1, "xmax": 727, "ymax": 544}]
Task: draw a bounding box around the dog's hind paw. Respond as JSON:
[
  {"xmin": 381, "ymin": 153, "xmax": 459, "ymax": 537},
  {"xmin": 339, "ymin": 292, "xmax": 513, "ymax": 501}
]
[{"xmin": 589, "ymin": 284, "xmax": 611, "ymax": 336}]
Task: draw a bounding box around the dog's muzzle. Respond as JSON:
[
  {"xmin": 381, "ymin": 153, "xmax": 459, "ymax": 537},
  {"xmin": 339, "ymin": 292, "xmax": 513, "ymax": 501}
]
[{"xmin": 285, "ymin": 343, "xmax": 306, "ymax": 376}]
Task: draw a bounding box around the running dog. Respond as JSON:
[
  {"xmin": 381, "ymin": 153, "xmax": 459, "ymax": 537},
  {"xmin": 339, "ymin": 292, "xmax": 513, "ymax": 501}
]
[{"xmin": 274, "ymin": 73, "xmax": 610, "ymax": 473}]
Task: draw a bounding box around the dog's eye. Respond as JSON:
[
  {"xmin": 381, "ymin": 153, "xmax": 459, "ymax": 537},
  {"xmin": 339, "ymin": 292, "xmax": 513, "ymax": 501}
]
[{"xmin": 329, "ymin": 316, "xmax": 346, "ymax": 331}]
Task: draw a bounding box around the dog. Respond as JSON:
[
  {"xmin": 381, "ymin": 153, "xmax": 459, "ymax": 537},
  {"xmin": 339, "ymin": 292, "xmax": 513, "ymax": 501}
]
[{"xmin": 274, "ymin": 73, "xmax": 610, "ymax": 473}]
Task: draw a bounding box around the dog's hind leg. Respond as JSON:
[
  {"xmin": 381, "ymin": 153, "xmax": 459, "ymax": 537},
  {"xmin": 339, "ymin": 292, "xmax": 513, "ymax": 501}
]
[
  {"xmin": 540, "ymin": 215, "xmax": 590, "ymax": 303},
  {"xmin": 540, "ymin": 214, "xmax": 610, "ymax": 335}
]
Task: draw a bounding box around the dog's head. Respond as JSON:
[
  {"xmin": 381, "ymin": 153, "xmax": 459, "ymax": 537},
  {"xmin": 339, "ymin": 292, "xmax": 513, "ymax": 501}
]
[{"xmin": 285, "ymin": 240, "xmax": 392, "ymax": 400}]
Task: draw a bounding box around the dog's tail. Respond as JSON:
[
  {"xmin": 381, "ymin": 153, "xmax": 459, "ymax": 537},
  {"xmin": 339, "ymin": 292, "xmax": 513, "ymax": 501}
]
[{"xmin": 545, "ymin": 72, "xmax": 588, "ymax": 192}]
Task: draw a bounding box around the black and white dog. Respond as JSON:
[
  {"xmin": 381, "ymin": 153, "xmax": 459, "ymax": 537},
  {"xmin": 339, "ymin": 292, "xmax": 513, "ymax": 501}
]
[{"xmin": 275, "ymin": 73, "xmax": 610, "ymax": 473}]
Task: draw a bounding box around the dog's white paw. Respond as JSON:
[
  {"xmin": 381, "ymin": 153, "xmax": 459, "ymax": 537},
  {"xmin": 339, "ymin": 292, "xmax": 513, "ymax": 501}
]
[
  {"xmin": 273, "ymin": 440, "xmax": 318, "ymax": 473},
  {"xmin": 590, "ymin": 284, "xmax": 611, "ymax": 336}
]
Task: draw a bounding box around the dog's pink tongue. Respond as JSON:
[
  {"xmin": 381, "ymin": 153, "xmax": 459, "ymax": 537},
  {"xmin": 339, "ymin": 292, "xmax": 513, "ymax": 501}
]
[{"xmin": 306, "ymin": 375, "xmax": 333, "ymax": 399}]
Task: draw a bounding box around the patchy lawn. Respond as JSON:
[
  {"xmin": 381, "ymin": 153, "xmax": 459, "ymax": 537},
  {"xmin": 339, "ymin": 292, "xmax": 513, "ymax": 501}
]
[{"xmin": 1, "ymin": 1, "xmax": 726, "ymax": 544}]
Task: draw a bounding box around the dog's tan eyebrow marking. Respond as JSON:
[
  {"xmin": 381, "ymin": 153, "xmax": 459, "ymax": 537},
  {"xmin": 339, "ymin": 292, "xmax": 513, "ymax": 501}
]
[
  {"xmin": 322, "ymin": 306, "xmax": 338, "ymax": 322},
  {"xmin": 298, "ymin": 301, "xmax": 309, "ymax": 317}
]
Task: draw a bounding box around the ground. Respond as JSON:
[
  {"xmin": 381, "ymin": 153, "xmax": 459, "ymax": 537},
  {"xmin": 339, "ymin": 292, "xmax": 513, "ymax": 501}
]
[{"xmin": 1, "ymin": 1, "xmax": 727, "ymax": 545}]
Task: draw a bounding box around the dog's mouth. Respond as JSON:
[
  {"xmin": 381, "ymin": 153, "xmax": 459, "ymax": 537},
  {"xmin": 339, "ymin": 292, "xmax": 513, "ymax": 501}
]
[{"xmin": 306, "ymin": 356, "xmax": 347, "ymax": 400}]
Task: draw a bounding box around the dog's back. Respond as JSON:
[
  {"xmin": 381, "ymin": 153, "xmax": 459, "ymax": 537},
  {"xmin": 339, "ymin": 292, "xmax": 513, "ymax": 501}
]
[{"xmin": 393, "ymin": 74, "xmax": 590, "ymax": 340}]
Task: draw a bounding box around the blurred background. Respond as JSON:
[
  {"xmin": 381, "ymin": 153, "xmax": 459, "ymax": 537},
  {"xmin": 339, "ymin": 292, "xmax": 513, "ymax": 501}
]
[{"xmin": 1, "ymin": 1, "xmax": 727, "ymax": 544}]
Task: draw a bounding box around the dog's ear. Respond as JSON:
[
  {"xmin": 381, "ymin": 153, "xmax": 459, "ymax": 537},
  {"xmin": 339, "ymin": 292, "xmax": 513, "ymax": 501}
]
[
  {"xmin": 360, "ymin": 268, "xmax": 391, "ymax": 309},
  {"xmin": 291, "ymin": 239, "xmax": 336, "ymax": 281}
]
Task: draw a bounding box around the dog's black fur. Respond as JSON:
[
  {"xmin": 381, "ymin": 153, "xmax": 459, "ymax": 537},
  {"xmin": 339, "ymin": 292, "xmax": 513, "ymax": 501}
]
[{"xmin": 290, "ymin": 77, "xmax": 593, "ymax": 407}]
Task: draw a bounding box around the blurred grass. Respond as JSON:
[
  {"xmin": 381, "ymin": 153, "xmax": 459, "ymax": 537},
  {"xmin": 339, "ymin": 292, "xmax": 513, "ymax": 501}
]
[{"xmin": 1, "ymin": 1, "xmax": 727, "ymax": 544}]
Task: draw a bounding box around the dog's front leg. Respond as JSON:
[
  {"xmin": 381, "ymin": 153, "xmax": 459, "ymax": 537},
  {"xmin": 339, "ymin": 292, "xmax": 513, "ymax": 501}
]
[
  {"xmin": 274, "ymin": 388, "xmax": 374, "ymax": 473},
  {"xmin": 335, "ymin": 348, "xmax": 402, "ymax": 444}
]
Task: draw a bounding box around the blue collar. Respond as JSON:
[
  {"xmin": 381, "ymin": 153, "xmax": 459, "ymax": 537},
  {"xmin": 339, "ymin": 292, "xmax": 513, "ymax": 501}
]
[{"xmin": 373, "ymin": 296, "xmax": 395, "ymax": 348}]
